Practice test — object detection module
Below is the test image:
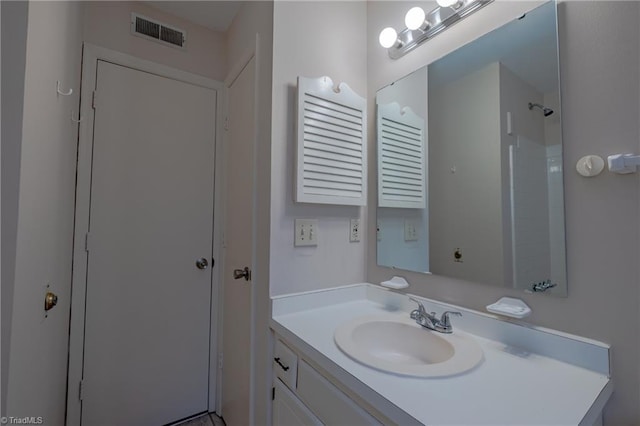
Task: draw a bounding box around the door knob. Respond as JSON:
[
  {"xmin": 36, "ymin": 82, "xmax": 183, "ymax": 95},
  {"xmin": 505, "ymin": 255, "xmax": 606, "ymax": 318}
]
[
  {"xmin": 196, "ymin": 258, "xmax": 209, "ymax": 270},
  {"xmin": 44, "ymin": 292, "xmax": 58, "ymax": 311},
  {"xmin": 233, "ymin": 267, "xmax": 251, "ymax": 281}
]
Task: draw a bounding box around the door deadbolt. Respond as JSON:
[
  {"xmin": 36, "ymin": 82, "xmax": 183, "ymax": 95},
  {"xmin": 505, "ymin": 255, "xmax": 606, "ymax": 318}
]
[
  {"xmin": 233, "ymin": 267, "xmax": 251, "ymax": 281},
  {"xmin": 196, "ymin": 258, "xmax": 209, "ymax": 270}
]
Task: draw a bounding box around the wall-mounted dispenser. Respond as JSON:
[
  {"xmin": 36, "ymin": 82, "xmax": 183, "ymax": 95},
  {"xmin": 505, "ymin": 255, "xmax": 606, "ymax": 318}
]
[{"xmin": 576, "ymin": 155, "xmax": 605, "ymax": 177}]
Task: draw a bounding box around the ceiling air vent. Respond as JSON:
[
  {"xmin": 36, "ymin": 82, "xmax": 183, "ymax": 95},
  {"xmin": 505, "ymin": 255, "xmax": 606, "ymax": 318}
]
[{"xmin": 131, "ymin": 13, "xmax": 186, "ymax": 49}]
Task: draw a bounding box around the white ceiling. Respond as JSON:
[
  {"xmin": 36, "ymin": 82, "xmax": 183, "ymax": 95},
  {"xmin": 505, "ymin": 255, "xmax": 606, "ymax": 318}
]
[{"xmin": 144, "ymin": 1, "xmax": 242, "ymax": 32}]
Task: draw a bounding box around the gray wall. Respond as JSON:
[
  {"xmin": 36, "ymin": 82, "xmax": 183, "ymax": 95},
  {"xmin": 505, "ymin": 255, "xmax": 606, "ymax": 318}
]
[
  {"xmin": 429, "ymin": 62, "xmax": 504, "ymax": 285},
  {"xmin": 367, "ymin": 1, "xmax": 639, "ymax": 423},
  {"xmin": 1, "ymin": 1, "xmax": 28, "ymax": 417}
]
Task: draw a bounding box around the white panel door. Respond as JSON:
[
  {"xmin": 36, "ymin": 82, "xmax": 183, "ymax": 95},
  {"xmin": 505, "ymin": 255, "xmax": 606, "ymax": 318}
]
[
  {"xmin": 81, "ymin": 60, "xmax": 216, "ymax": 425},
  {"xmin": 221, "ymin": 56, "xmax": 255, "ymax": 426}
]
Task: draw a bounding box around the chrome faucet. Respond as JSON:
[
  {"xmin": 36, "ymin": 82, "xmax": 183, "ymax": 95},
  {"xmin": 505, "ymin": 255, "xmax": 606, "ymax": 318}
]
[
  {"xmin": 409, "ymin": 297, "xmax": 462, "ymax": 334},
  {"xmin": 531, "ymin": 279, "xmax": 557, "ymax": 293}
]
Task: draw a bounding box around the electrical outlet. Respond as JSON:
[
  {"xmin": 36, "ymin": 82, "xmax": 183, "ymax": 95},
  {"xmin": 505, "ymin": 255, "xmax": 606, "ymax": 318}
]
[
  {"xmin": 349, "ymin": 219, "xmax": 360, "ymax": 242},
  {"xmin": 404, "ymin": 220, "xmax": 418, "ymax": 241},
  {"xmin": 294, "ymin": 219, "xmax": 318, "ymax": 247}
]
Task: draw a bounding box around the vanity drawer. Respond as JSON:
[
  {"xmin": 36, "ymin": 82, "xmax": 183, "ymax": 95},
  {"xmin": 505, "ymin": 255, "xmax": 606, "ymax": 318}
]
[
  {"xmin": 297, "ymin": 360, "xmax": 382, "ymax": 426},
  {"xmin": 274, "ymin": 339, "xmax": 298, "ymax": 389}
]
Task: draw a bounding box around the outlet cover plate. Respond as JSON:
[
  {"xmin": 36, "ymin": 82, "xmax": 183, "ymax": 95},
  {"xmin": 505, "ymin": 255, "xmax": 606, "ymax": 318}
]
[{"xmin": 350, "ymin": 218, "xmax": 361, "ymax": 243}]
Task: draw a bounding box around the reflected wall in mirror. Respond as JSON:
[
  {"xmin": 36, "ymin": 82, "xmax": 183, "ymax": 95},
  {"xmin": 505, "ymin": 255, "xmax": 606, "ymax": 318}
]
[{"xmin": 376, "ymin": 1, "xmax": 567, "ymax": 296}]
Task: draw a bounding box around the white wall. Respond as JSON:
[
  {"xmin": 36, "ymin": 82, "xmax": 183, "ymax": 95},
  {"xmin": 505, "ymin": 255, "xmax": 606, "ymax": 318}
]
[
  {"xmin": 6, "ymin": 2, "xmax": 83, "ymax": 423},
  {"xmin": 1, "ymin": 1, "xmax": 29, "ymax": 416},
  {"xmin": 83, "ymin": 2, "xmax": 227, "ymax": 81},
  {"xmin": 543, "ymin": 91, "xmax": 562, "ymax": 148},
  {"xmin": 541, "ymin": 92, "xmax": 565, "ymax": 291},
  {"xmin": 510, "ymin": 136, "xmax": 551, "ymax": 288},
  {"xmin": 367, "ymin": 1, "xmax": 640, "ymax": 423},
  {"xmin": 546, "ymin": 144, "xmax": 566, "ymax": 289},
  {"xmin": 226, "ymin": 2, "xmax": 273, "ymax": 424},
  {"xmin": 270, "ymin": 1, "xmax": 368, "ymax": 296}
]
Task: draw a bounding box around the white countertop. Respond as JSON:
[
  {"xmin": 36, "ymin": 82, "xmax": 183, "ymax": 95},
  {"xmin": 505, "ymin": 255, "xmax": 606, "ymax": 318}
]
[{"xmin": 271, "ymin": 284, "xmax": 612, "ymax": 425}]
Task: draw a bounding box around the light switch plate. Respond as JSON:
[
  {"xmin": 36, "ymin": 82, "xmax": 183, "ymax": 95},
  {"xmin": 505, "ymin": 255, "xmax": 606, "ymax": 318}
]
[
  {"xmin": 404, "ymin": 220, "xmax": 418, "ymax": 241},
  {"xmin": 349, "ymin": 218, "xmax": 360, "ymax": 242},
  {"xmin": 294, "ymin": 219, "xmax": 318, "ymax": 247}
]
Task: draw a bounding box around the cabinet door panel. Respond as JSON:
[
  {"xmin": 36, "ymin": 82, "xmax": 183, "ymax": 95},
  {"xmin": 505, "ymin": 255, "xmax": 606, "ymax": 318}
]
[
  {"xmin": 273, "ymin": 379, "xmax": 323, "ymax": 426},
  {"xmin": 297, "ymin": 360, "xmax": 382, "ymax": 426}
]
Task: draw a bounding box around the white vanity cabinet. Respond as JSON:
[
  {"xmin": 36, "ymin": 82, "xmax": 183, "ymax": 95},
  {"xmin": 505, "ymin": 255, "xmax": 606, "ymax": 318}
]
[
  {"xmin": 272, "ymin": 338, "xmax": 384, "ymax": 426},
  {"xmin": 271, "ymin": 284, "xmax": 613, "ymax": 426}
]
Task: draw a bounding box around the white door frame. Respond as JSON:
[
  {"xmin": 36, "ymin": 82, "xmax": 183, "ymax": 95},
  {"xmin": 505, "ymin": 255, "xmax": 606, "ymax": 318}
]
[
  {"xmin": 216, "ymin": 36, "xmax": 260, "ymax": 422},
  {"xmin": 66, "ymin": 43, "xmax": 226, "ymax": 425}
]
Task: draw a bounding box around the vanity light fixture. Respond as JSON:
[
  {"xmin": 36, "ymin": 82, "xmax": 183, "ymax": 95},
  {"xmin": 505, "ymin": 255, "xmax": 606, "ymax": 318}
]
[
  {"xmin": 379, "ymin": 27, "xmax": 400, "ymax": 48},
  {"xmin": 379, "ymin": 0, "xmax": 493, "ymax": 59},
  {"xmin": 437, "ymin": 0, "xmax": 461, "ymax": 8},
  {"xmin": 405, "ymin": 7, "xmax": 427, "ymax": 31}
]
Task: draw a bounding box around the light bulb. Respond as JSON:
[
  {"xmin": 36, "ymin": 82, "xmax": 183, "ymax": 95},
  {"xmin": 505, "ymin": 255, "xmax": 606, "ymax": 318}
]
[
  {"xmin": 405, "ymin": 7, "xmax": 426, "ymax": 30},
  {"xmin": 437, "ymin": 0, "xmax": 459, "ymax": 7},
  {"xmin": 379, "ymin": 27, "xmax": 398, "ymax": 48}
]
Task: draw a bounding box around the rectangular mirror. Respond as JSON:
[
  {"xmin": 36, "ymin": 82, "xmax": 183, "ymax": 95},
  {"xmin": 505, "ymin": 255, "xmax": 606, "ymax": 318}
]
[{"xmin": 376, "ymin": 1, "xmax": 567, "ymax": 296}]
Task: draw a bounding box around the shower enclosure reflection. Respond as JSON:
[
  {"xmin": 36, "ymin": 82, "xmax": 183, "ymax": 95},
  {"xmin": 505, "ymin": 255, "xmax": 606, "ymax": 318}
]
[{"xmin": 376, "ymin": 1, "xmax": 567, "ymax": 296}]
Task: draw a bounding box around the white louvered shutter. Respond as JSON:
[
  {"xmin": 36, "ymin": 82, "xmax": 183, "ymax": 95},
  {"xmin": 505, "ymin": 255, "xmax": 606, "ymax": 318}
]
[
  {"xmin": 295, "ymin": 76, "xmax": 367, "ymax": 206},
  {"xmin": 377, "ymin": 102, "xmax": 426, "ymax": 208}
]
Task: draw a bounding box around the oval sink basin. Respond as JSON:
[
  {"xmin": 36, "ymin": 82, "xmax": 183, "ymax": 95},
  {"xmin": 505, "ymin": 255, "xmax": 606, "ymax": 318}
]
[{"xmin": 334, "ymin": 314, "xmax": 483, "ymax": 377}]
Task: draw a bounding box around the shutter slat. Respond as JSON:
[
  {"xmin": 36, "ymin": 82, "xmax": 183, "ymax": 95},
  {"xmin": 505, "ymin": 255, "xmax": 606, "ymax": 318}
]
[
  {"xmin": 304, "ymin": 126, "xmax": 362, "ymax": 146},
  {"xmin": 305, "ymin": 157, "xmax": 362, "ymax": 172},
  {"xmin": 304, "ymin": 163, "xmax": 362, "ymax": 179},
  {"xmin": 304, "ymin": 171, "xmax": 362, "ymax": 185},
  {"xmin": 381, "ymin": 156, "xmax": 423, "ymax": 171},
  {"xmin": 304, "ymin": 95, "xmax": 362, "ymax": 119},
  {"xmin": 305, "ymin": 141, "xmax": 362, "ymax": 159},
  {"xmin": 306, "ymin": 148, "xmax": 362, "ymax": 166},
  {"xmin": 304, "ymin": 187, "xmax": 362, "ymax": 198},
  {"xmin": 381, "ymin": 130, "xmax": 423, "ymax": 148},
  {"xmin": 304, "ymin": 109, "xmax": 362, "ymax": 132},
  {"xmin": 382, "ymin": 149, "xmax": 423, "ymax": 165},
  {"xmin": 304, "ymin": 133, "xmax": 362, "ymax": 153},
  {"xmin": 380, "ymin": 139, "xmax": 422, "ymax": 155}
]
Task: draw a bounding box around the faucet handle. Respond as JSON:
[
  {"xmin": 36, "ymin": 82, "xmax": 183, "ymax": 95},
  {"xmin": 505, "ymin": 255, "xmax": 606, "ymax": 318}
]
[
  {"xmin": 408, "ymin": 296, "xmax": 426, "ymax": 314},
  {"xmin": 408, "ymin": 296, "xmax": 428, "ymax": 321},
  {"xmin": 440, "ymin": 311, "xmax": 462, "ymax": 328}
]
